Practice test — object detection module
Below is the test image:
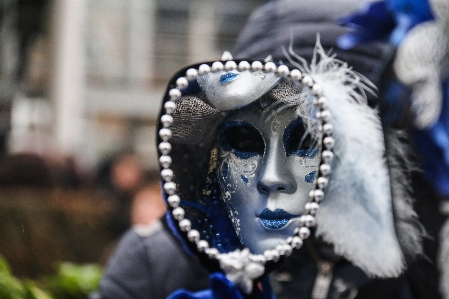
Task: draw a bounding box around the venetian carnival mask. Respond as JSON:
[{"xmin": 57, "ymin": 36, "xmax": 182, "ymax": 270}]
[
  {"xmin": 217, "ymin": 97, "xmax": 320, "ymax": 254},
  {"xmin": 157, "ymin": 44, "xmax": 419, "ymax": 295}
]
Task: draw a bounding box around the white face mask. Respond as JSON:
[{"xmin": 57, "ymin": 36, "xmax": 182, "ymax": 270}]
[{"xmin": 217, "ymin": 98, "xmax": 319, "ymax": 254}]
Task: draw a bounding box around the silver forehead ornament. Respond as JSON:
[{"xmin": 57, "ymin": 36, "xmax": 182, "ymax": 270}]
[{"xmin": 158, "ymin": 60, "xmax": 334, "ymax": 294}]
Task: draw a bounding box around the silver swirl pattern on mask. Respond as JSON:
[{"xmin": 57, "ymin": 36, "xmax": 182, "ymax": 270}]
[{"xmin": 158, "ymin": 60, "xmax": 334, "ymax": 284}]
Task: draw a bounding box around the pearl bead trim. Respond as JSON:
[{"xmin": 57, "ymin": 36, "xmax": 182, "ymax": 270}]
[{"xmin": 158, "ymin": 60, "xmax": 334, "ymax": 263}]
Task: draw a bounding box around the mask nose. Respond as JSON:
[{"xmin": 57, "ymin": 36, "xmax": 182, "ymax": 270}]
[{"xmin": 257, "ymin": 143, "xmax": 297, "ymax": 195}]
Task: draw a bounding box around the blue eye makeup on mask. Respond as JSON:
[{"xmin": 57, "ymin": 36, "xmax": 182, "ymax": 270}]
[
  {"xmin": 219, "ymin": 121, "xmax": 264, "ymax": 159},
  {"xmin": 219, "ymin": 72, "xmax": 240, "ymax": 85},
  {"xmin": 283, "ymin": 117, "xmax": 318, "ymax": 157}
]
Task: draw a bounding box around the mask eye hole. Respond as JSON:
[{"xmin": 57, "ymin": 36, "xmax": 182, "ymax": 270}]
[
  {"xmin": 219, "ymin": 121, "xmax": 264, "ymax": 158},
  {"xmin": 284, "ymin": 118, "xmax": 317, "ymax": 157}
]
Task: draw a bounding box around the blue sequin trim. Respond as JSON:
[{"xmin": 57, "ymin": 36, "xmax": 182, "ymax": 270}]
[
  {"xmin": 294, "ymin": 148, "xmax": 318, "ymax": 158},
  {"xmin": 234, "ymin": 150, "xmax": 258, "ymax": 159},
  {"xmin": 305, "ymin": 170, "xmax": 316, "ymax": 183},
  {"xmin": 219, "ymin": 72, "xmax": 239, "ymax": 85}
]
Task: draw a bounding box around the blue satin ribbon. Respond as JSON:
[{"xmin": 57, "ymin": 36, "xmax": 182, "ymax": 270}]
[
  {"xmin": 167, "ymin": 272, "xmax": 245, "ymax": 299},
  {"xmin": 337, "ymin": 0, "xmax": 433, "ymax": 49}
]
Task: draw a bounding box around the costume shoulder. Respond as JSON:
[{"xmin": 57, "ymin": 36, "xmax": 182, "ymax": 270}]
[{"xmin": 97, "ymin": 218, "xmax": 210, "ymax": 299}]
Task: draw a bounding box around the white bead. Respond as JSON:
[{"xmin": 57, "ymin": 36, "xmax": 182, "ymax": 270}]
[
  {"xmin": 317, "ymin": 177, "xmax": 329, "ymax": 188},
  {"xmin": 322, "ymin": 150, "xmax": 334, "ymax": 163},
  {"xmin": 198, "ymin": 64, "xmax": 211, "ymax": 75},
  {"xmin": 187, "ymin": 230, "xmax": 200, "ymax": 243},
  {"xmin": 277, "ymin": 65, "xmax": 289, "ymax": 77},
  {"xmin": 211, "ymin": 61, "xmax": 224, "ymax": 72},
  {"xmin": 291, "ymin": 236, "xmax": 303, "ymax": 249},
  {"xmin": 320, "ymin": 164, "xmax": 332, "ymax": 176},
  {"xmin": 314, "ymin": 189, "xmax": 324, "ymax": 202},
  {"xmin": 186, "ymin": 68, "xmax": 198, "ymax": 80},
  {"xmin": 158, "ymin": 142, "xmax": 172, "ymax": 155},
  {"xmin": 302, "ymin": 75, "xmax": 314, "ymax": 87},
  {"xmin": 176, "ymin": 77, "xmax": 188, "ymax": 90},
  {"xmin": 221, "ymin": 51, "xmax": 233, "ymax": 61},
  {"xmin": 251, "ymin": 61, "xmax": 263, "ymax": 71},
  {"xmin": 264, "ymin": 62, "xmax": 277, "ymax": 73},
  {"xmin": 311, "ymin": 84, "xmax": 322, "ymax": 95},
  {"xmin": 317, "ymin": 110, "xmax": 331, "ymax": 121},
  {"xmin": 161, "ymin": 169, "xmax": 173, "ymax": 181},
  {"xmin": 323, "ymin": 123, "xmax": 333, "ymax": 135},
  {"xmin": 290, "ymin": 69, "xmax": 302, "ymax": 81},
  {"xmin": 308, "ymin": 189, "xmax": 316, "ymax": 199},
  {"xmin": 305, "ymin": 202, "xmax": 320, "ymax": 214},
  {"xmin": 302, "ymin": 215, "xmax": 316, "ymax": 227},
  {"xmin": 169, "ymin": 89, "xmax": 181, "ymax": 101},
  {"xmin": 167, "ymin": 194, "xmax": 180, "ymax": 207},
  {"xmin": 283, "ymin": 244, "xmax": 293, "ymax": 256},
  {"xmin": 159, "ymin": 128, "xmax": 172, "ymax": 141},
  {"xmin": 164, "ymin": 181, "xmax": 176, "ymax": 195},
  {"xmin": 224, "ymin": 61, "xmax": 237, "ymax": 71},
  {"xmin": 249, "ymin": 254, "xmax": 267, "ymax": 265},
  {"xmin": 197, "ymin": 240, "xmax": 209, "ymax": 252},
  {"xmin": 323, "ymin": 137, "xmax": 335, "ymax": 149},
  {"xmin": 159, "ymin": 155, "xmax": 172, "ymax": 168},
  {"xmin": 164, "ymin": 101, "xmax": 176, "ymax": 114},
  {"xmin": 276, "ymin": 244, "xmax": 285, "ymax": 255},
  {"xmin": 206, "ymin": 248, "xmax": 220, "ymax": 258},
  {"xmin": 276, "ymin": 244, "xmax": 293, "ymax": 256},
  {"xmin": 263, "ymin": 249, "xmax": 280, "ymax": 262},
  {"xmin": 317, "ymin": 96, "xmax": 328, "ymax": 108},
  {"xmin": 238, "ymin": 61, "xmax": 250, "ymax": 71},
  {"xmin": 161, "ymin": 114, "xmax": 173, "ymax": 128},
  {"xmin": 172, "ymin": 207, "xmax": 185, "ymax": 220},
  {"xmin": 179, "ymin": 219, "xmax": 191, "ymax": 232},
  {"xmin": 298, "ymin": 227, "xmax": 311, "ymax": 239}
]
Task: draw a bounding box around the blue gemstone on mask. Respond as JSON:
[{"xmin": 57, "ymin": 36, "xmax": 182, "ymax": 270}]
[
  {"xmin": 219, "ymin": 72, "xmax": 239, "ymax": 85},
  {"xmin": 240, "ymin": 175, "xmax": 250, "ymax": 185},
  {"xmin": 305, "ymin": 170, "xmax": 316, "ymax": 183}
]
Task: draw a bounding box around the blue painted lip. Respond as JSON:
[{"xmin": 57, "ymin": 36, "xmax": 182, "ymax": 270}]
[
  {"xmin": 219, "ymin": 72, "xmax": 239, "ymax": 85},
  {"xmin": 258, "ymin": 208, "xmax": 301, "ymax": 229}
]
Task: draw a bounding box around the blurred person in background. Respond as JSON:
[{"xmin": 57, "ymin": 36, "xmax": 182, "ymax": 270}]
[
  {"xmin": 93, "ymin": 174, "xmax": 209, "ymax": 299},
  {"xmin": 97, "ymin": 152, "xmax": 147, "ymax": 238},
  {"xmin": 131, "ymin": 179, "xmax": 166, "ymax": 228}
]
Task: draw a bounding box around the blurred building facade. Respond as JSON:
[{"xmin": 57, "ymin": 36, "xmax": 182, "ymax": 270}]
[{"xmin": 1, "ymin": 0, "xmax": 261, "ymax": 174}]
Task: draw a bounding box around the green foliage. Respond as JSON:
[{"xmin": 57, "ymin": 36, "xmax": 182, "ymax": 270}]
[
  {"xmin": 43, "ymin": 263, "xmax": 103, "ymax": 299},
  {"xmin": 0, "ymin": 255, "xmax": 52, "ymax": 299},
  {"xmin": 0, "ymin": 256, "xmax": 102, "ymax": 299}
]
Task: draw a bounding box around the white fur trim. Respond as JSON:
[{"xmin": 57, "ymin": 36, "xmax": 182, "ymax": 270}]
[{"xmin": 301, "ymin": 43, "xmax": 404, "ymax": 277}]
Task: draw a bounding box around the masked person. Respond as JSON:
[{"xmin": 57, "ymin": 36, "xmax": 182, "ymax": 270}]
[
  {"xmin": 160, "ymin": 47, "xmax": 425, "ymax": 299},
  {"xmin": 97, "ymin": 1, "xmax": 440, "ymax": 298}
]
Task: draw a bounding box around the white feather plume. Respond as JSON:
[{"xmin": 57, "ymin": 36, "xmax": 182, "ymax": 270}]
[{"xmin": 290, "ymin": 42, "xmax": 405, "ymax": 277}]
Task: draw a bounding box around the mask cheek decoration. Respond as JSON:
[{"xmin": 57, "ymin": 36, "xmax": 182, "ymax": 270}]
[{"xmin": 217, "ymin": 122, "xmax": 262, "ymax": 240}]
